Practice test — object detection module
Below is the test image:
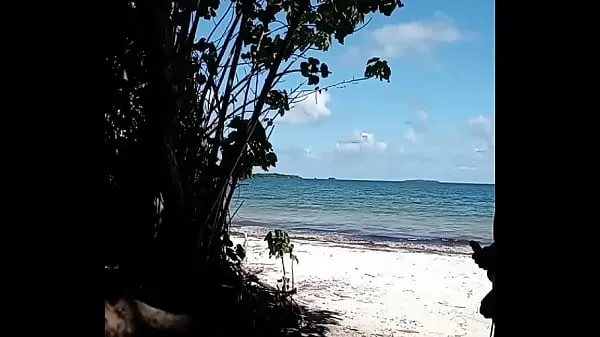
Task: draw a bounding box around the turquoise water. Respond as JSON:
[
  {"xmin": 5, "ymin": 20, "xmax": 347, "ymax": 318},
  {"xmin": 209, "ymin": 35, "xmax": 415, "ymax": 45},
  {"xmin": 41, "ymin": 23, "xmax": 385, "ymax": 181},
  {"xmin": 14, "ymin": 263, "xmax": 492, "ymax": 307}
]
[{"xmin": 232, "ymin": 177, "xmax": 495, "ymax": 247}]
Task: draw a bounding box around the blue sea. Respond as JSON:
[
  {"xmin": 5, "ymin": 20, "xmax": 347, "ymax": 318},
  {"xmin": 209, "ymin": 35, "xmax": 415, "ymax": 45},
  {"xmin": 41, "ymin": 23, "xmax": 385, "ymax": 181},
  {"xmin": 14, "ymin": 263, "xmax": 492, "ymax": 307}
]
[{"xmin": 231, "ymin": 177, "xmax": 495, "ymax": 250}]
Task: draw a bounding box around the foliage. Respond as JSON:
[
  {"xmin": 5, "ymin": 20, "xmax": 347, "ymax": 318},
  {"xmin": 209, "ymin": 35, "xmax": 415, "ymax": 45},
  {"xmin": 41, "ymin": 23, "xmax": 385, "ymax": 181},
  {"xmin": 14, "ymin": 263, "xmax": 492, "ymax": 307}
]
[
  {"xmin": 265, "ymin": 229, "xmax": 299, "ymax": 295},
  {"xmin": 104, "ymin": 0, "xmax": 405, "ymax": 290}
]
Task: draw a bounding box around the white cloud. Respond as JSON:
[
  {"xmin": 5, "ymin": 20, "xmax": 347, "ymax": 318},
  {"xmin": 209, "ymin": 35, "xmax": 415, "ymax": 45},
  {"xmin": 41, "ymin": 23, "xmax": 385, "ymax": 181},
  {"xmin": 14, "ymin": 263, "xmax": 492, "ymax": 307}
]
[
  {"xmin": 473, "ymin": 144, "xmax": 488, "ymax": 153},
  {"xmin": 456, "ymin": 165, "xmax": 479, "ymax": 171},
  {"xmin": 277, "ymin": 91, "xmax": 331, "ymax": 124},
  {"xmin": 468, "ymin": 115, "xmax": 492, "ymax": 135},
  {"xmin": 404, "ymin": 129, "xmax": 418, "ymax": 143},
  {"xmin": 404, "ymin": 109, "xmax": 429, "ymax": 143},
  {"xmin": 336, "ymin": 130, "xmax": 387, "ymax": 153},
  {"xmin": 273, "ymin": 128, "xmax": 494, "ymax": 183},
  {"xmin": 467, "ymin": 115, "xmax": 494, "ymax": 153},
  {"xmin": 371, "ymin": 12, "xmax": 462, "ymax": 58},
  {"xmin": 303, "ymin": 147, "xmax": 321, "ymax": 160}
]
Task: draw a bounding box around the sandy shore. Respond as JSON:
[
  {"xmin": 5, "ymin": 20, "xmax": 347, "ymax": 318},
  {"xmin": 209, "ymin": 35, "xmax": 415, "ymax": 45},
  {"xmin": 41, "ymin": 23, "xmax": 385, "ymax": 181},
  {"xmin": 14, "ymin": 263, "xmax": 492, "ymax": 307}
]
[{"xmin": 233, "ymin": 230, "xmax": 492, "ymax": 337}]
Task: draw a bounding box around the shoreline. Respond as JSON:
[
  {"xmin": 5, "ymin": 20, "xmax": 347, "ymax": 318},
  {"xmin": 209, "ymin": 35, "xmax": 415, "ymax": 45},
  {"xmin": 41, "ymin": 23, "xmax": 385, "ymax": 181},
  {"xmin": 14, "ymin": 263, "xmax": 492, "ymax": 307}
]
[
  {"xmin": 232, "ymin": 230, "xmax": 492, "ymax": 337},
  {"xmin": 231, "ymin": 223, "xmax": 487, "ymax": 255}
]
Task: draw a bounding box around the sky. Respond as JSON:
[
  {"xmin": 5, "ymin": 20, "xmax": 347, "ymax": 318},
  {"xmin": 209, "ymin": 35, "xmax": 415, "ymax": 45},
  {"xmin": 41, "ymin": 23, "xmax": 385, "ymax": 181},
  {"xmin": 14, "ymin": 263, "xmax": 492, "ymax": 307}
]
[{"xmin": 202, "ymin": 0, "xmax": 495, "ymax": 184}]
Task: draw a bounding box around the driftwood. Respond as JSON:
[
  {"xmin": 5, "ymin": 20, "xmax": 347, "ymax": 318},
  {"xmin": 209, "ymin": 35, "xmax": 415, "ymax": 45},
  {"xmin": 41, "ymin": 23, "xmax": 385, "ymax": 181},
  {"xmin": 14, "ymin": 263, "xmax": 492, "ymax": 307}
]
[
  {"xmin": 105, "ymin": 298, "xmax": 193, "ymax": 337},
  {"xmin": 105, "ymin": 266, "xmax": 302, "ymax": 337}
]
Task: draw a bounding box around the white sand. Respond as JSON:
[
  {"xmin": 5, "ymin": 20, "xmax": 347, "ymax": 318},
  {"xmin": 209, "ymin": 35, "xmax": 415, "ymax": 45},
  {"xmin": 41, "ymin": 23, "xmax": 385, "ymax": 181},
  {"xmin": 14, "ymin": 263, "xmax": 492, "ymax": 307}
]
[{"xmin": 233, "ymin": 232, "xmax": 493, "ymax": 337}]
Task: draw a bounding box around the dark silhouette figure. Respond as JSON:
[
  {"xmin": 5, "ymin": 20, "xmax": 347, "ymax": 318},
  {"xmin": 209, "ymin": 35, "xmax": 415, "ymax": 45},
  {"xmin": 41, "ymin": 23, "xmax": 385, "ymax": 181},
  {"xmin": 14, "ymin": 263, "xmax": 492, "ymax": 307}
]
[{"xmin": 469, "ymin": 214, "xmax": 496, "ymax": 334}]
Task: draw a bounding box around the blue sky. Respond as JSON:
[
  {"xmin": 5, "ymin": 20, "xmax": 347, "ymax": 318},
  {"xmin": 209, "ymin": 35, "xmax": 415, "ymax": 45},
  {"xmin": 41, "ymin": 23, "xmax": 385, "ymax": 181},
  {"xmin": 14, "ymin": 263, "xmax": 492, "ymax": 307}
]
[
  {"xmin": 263, "ymin": 0, "xmax": 495, "ymax": 184},
  {"xmin": 198, "ymin": 0, "xmax": 494, "ymax": 184}
]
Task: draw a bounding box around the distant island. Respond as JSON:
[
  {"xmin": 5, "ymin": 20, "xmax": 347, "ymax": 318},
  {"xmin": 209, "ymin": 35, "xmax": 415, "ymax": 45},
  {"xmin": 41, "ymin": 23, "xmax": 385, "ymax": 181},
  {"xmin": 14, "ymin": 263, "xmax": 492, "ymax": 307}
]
[
  {"xmin": 252, "ymin": 173, "xmax": 303, "ymax": 179},
  {"xmin": 249, "ymin": 175, "xmax": 489, "ymax": 185}
]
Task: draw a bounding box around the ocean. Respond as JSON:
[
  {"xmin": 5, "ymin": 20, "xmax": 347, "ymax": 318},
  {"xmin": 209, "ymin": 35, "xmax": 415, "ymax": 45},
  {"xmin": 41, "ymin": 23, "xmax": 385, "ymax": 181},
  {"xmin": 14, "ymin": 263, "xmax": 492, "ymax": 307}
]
[{"xmin": 231, "ymin": 176, "xmax": 495, "ymax": 251}]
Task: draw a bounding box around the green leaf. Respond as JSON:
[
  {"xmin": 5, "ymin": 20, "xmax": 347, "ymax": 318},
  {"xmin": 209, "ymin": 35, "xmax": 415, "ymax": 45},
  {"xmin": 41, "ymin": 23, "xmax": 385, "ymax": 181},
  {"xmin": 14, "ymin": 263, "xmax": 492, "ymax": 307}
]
[
  {"xmin": 364, "ymin": 59, "xmax": 391, "ymax": 82},
  {"xmin": 192, "ymin": 38, "xmax": 209, "ymax": 52},
  {"xmin": 196, "ymin": 73, "xmax": 207, "ymax": 85},
  {"xmin": 300, "ymin": 62, "xmax": 310, "ymax": 76},
  {"xmin": 379, "ymin": 0, "xmax": 398, "ymax": 16},
  {"xmin": 265, "ymin": 152, "xmax": 278, "ymax": 167},
  {"xmin": 367, "ymin": 57, "xmax": 380, "ymax": 64},
  {"xmin": 320, "ymin": 63, "xmax": 330, "ymax": 78}
]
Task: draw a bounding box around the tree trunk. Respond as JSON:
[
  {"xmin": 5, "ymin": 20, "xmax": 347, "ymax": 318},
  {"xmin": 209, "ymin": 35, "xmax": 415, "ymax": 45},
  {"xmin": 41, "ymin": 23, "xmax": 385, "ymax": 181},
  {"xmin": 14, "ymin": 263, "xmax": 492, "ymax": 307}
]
[{"xmin": 136, "ymin": 0, "xmax": 192, "ymax": 287}]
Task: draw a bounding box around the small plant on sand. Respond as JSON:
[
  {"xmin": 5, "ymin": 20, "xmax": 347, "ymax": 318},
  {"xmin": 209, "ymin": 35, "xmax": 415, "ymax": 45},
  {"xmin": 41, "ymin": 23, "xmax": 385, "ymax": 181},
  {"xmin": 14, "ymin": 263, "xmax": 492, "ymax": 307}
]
[{"xmin": 265, "ymin": 230, "xmax": 299, "ymax": 296}]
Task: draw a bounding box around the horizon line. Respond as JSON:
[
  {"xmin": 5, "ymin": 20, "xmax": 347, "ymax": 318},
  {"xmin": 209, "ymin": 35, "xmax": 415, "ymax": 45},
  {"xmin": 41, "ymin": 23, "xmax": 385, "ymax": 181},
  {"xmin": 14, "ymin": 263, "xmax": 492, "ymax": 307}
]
[{"xmin": 255, "ymin": 172, "xmax": 495, "ymax": 185}]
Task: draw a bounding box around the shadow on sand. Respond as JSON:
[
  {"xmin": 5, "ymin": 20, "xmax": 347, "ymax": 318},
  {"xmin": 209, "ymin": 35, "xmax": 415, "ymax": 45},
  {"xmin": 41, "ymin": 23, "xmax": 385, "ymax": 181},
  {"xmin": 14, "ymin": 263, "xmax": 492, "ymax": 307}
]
[{"xmin": 285, "ymin": 308, "xmax": 342, "ymax": 337}]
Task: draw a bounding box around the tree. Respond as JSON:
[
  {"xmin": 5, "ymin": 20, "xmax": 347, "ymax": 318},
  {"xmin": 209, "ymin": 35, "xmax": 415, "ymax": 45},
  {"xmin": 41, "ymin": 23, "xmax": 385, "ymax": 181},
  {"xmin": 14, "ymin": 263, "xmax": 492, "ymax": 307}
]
[{"xmin": 104, "ymin": 0, "xmax": 404, "ymax": 313}]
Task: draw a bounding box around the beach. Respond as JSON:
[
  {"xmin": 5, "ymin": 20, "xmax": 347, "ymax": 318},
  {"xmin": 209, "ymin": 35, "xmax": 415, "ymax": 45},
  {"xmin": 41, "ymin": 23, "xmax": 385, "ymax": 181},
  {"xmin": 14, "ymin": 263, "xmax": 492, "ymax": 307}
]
[{"xmin": 233, "ymin": 230, "xmax": 493, "ymax": 337}]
